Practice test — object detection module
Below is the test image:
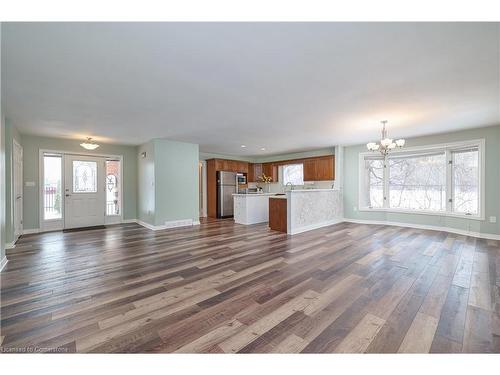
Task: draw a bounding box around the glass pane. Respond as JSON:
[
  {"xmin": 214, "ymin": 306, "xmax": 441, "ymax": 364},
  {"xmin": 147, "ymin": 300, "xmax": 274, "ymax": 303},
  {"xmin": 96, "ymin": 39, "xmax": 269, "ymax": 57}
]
[
  {"xmin": 73, "ymin": 160, "xmax": 97, "ymax": 193},
  {"xmin": 364, "ymin": 158, "xmax": 384, "ymax": 208},
  {"xmin": 283, "ymin": 164, "xmax": 304, "ymax": 186},
  {"xmin": 43, "ymin": 155, "xmax": 62, "ymax": 220},
  {"xmin": 389, "ymin": 153, "xmax": 446, "ymax": 211},
  {"xmin": 453, "ymin": 149, "xmax": 479, "ymax": 215},
  {"xmin": 106, "ymin": 160, "xmax": 121, "ymax": 216}
]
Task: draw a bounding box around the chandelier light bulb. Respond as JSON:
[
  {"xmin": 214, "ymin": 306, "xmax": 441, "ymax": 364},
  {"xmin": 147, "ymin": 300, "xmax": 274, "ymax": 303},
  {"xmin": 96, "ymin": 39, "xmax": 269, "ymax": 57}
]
[
  {"xmin": 366, "ymin": 121, "xmax": 405, "ymax": 155},
  {"xmin": 380, "ymin": 138, "xmax": 393, "ymax": 147}
]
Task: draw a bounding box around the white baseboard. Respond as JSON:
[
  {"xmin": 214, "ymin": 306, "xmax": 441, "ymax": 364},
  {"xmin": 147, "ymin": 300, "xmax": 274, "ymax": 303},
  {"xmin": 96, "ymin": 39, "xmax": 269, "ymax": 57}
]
[
  {"xmin": 23, "ymin": 228, "xmax": 40, "ymax": 235},
  {"xmin": 343, "ymin": 218, "xmax": 500, "ymax": 241},
  {"xmin": 0, "ymin": 256, "xmax": 8, "ymax": 272},
  {"xmin": 135, "ymin": 218, "xmax": 200, "ymax": 231},
  {"xmin": 121, "ymin": 219, "xmax": 138, "ymax": 224},
  {"xmin": 289, "ymin": 218, "xmax": 343, "ymax": 235}
]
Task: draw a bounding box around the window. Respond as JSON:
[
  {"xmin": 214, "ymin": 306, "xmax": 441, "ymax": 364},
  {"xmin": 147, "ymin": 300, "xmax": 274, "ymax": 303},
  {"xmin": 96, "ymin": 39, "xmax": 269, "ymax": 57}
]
[
  {"xmin": 363, "ymin": 157, "xmax": 384, "ymax": 208},
  {"xmin": 359, "ymin": 140, "xmax": 483, "ymax": 218},
  {"xmin": 43, "ymin": 154, "xmax": 62, "ymax": 220},
  {"xmin": 389, "ymin": 152, "xmax": 446, "ymax": 211},
  {"xmin": 452, "ymin": 147, "xmax": 479, "ymax": 215},
  {"xmin": 283, "ymin": 164, "xmax": 304, "ymax": 186},
  {"xmin": 106, "ymin": 160, "xmax": 121, "ymax": 216},
  {"xmin": 73, "ymin": 160, "xmax": 97, "ymax": 193}
]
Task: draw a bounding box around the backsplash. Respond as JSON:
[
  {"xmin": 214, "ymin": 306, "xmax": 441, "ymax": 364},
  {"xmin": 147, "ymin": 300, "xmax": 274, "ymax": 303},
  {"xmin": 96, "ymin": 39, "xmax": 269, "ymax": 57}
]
[{"xmin": 248, "ymin": 180, "xmax": 335, "ymax": 193}]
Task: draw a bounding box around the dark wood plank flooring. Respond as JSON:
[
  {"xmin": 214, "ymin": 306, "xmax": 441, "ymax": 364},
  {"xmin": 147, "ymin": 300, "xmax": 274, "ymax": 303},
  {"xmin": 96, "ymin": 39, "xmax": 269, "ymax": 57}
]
[{"xmin": 1, "ymin": 219, "xmax": 499, "ymax": 353}]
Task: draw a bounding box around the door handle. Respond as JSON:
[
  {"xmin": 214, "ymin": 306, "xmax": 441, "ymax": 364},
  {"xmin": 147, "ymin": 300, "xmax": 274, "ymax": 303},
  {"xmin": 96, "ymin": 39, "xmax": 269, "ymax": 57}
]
[
  {"xmin": 16, "ymin": 196, "xmax": 22, "ymax": 200},
  {"xmin": 66, "ymin": 194, "xmax": 71, "ymax": 197}
]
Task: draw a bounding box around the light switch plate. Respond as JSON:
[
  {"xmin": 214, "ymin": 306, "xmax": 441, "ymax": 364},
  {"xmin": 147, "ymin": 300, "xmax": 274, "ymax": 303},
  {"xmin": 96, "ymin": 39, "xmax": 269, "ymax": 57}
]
[{"xmin": 489, "ymin": 216, "xmax": 497, "ymax": 223}]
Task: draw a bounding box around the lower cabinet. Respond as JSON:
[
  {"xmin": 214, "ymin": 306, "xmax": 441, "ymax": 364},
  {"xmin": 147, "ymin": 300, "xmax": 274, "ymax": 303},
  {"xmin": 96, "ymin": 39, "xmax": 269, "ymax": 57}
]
[{"xmin": 269, "ymin": 198, "xmax": 287, "ymax": 233}]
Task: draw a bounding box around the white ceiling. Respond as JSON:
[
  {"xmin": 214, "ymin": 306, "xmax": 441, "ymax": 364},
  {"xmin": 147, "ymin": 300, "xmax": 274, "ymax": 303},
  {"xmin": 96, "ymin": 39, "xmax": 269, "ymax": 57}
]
[{"xmin": 2, "ymin": 22, "xmax": 499, "ymax": 155}]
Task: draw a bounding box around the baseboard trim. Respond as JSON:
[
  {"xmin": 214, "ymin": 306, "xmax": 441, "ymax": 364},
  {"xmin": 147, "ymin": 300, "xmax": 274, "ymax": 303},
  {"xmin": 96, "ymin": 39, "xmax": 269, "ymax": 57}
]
[
  {"xmin": 289, "ymin": 219, "xmax": 343, "ymax": 235},
  {"xmin": 0, "ymin": 256, "xmax": 8, "ymax": 272},
  {"xmin": 135, "ymin": 219, "xmax": 200, "ymax": 231},
  {"xmin": 343, "ymin": 218, "xmax": 500, "ymax": 241},
  {"xmin": 121, "ymin": 219, "xmax": 139, "ymax": 224},
  {"xmin": 23, "ymin": 228, "xmax": 40, "ymax": 235}
]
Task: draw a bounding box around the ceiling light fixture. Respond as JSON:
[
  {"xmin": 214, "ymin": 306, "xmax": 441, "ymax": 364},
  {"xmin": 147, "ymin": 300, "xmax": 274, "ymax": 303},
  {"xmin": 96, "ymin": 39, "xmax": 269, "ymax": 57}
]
[
  {"xmin": 260, "ymin": 147, "xmax": 266, "ymax": 151},
  {"xmin": 80, "ymin": 137, "xmax": 100, "ymax": 150},
  {"xmin": 366, "ymin": 120, "xmax": 405, "ymax": 156},
  {"xmin": 241, "ymin": 145, "xmax": 246, "ymax": 148}
]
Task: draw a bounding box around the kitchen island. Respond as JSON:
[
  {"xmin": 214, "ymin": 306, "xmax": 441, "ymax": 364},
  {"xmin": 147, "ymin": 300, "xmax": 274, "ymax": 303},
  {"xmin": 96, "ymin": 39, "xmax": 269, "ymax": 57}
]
[
  {"xmin": 234, "ymin": 189, "xmax": 343, "ymax": 234},
  {"xmin": 285, "ymin": 188, "xmax": 342, "ymax": 234},
  {"xmin": 233, "ymin": 193, "xmax": 277, "ymax": 225}
]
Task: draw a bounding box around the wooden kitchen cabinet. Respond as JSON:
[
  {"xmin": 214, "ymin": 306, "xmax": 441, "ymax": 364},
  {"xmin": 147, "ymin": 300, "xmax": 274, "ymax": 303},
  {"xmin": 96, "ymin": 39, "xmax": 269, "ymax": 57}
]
[
  {"xmin": 262, "ymin": 163, "xmax": 278, "ymax": 182},
  {"xmin": 248, "ymin": 163, "xmax": 263, "ymax": 182},
  {"xmin": 314, "ymin": 156, "xmax": 334, "ymax": 180},
  {"xmin": 269, "ymin": 197, "xmax": 287, "ymax": 233},
  {"xmin": 303, "ymin": 159, "xmax": 316, "ymax": 181},
  {"xmin": 303, "ymin": 155, "xmax": 334, "ymax": 181}
]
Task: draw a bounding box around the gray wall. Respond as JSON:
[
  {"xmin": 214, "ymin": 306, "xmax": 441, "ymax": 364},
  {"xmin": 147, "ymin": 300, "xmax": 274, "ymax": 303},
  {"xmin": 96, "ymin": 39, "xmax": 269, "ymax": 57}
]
[
  {"xmin": 21, "ymin": 134, "xmax": 138, "ymax": 230},
  {"xmin": 137, "ymin": 141, "xmax": 155, "ymax": 225},
  {"xmin": 4, "ymin": 119, "xmax": 22, "ymax": 244},
  {"xmin": 343, "ymin": 124, "xmax": 500, "ymax": 236},
  {"xmin": 137, "ymin": 139, "xmax": 199, "ymax": 226},
  {"xmin": 154, "ymin": 139, "xmax": 199, "ymax": 226},
  {"xmin": 0, "ymin": 20, "xmax": 4, "ymax": 262}
]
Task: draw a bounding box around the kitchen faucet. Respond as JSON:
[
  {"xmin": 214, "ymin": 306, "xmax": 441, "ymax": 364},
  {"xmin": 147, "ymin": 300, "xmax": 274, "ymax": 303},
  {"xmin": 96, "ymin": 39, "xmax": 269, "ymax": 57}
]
[{"xmin": 285, "ymin": 182, "xmax": 294, "ymax": 191}]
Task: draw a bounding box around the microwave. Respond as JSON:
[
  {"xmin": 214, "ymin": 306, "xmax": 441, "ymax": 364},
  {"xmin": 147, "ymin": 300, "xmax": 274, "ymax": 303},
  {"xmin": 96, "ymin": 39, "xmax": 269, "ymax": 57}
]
[{"xmin": 237, "ymin": 174, "xmax": 246, "ymax": 184}]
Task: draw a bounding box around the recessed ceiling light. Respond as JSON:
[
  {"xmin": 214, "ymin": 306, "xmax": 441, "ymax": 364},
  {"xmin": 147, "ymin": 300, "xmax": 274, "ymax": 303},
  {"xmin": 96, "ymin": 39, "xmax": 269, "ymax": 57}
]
[
  {"xmin": 260, "ymin": 147, "xmax": 266, "ymax": 151},
  {"xmin": 241, "ymin": 145, "xmax": 246, "ymax": 148}
]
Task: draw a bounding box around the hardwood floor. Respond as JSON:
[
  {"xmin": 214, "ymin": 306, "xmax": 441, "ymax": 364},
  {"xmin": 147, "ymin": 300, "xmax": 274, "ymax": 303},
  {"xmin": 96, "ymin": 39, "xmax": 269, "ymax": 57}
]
[{"xmin": 1, "ymin": 219, "xmax": 499, "ymax": 353}]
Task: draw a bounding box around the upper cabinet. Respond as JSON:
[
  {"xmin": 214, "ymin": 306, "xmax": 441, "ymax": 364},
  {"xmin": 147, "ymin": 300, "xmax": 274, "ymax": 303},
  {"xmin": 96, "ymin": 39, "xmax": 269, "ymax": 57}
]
[
  {"xmin": 214, "ymin": 159, "xmax": 248, "ymax": 173},
  {"xmin": 262, "ymin": 163, "xmax": 278, "ymax": 182},
  {"xmin": 303, "ymin": 155, "xmax": 334, "ymax": 181},
  {"xmin": 248, "ymin": 163, "xmax": 263, "ymax": 182}
]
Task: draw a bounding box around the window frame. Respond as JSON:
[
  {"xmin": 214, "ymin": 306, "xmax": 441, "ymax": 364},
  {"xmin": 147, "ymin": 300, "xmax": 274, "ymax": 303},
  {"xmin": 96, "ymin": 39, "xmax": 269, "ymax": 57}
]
[{"xmin": 358, "ymin": 139, "xmax": 485, "ymax": 220}]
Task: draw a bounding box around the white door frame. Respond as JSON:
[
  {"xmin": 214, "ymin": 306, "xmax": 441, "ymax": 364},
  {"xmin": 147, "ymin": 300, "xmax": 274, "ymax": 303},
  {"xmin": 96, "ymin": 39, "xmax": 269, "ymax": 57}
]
[
  {"xmin": 13, "ymin": 139, "xmax": 23, "ymax": 241},
  {"xmin": 199, "ymin": 160, "xmax": 207, "ymax": 218},
  {"xmin": 39, "ymin": 149, "xmax": 123, "ymax": 232}
]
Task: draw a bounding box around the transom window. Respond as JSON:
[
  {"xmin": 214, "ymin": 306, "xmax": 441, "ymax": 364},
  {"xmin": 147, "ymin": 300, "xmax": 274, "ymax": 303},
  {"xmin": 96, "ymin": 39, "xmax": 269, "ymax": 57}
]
[{"xmin": 359, "ymin": 140, "xmax": 483, "ymax": 218}]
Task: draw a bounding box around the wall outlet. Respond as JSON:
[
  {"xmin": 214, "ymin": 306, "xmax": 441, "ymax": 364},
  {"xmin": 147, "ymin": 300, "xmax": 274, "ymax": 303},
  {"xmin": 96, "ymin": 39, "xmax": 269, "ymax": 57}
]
[{"xmin": 489, "ymin": 216, "xmax": 497, "ymax": 223}]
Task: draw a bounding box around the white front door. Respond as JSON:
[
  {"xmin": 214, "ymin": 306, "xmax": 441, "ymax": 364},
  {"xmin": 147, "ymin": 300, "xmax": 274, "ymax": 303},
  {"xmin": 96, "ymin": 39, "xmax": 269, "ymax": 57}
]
[
  {"xmin": 64, "ymin": 155, "xmax": 105, "ymax": 229},
  {"xmin": 13, "ymin": 140, "xmax": 23, "ymax": 238}
]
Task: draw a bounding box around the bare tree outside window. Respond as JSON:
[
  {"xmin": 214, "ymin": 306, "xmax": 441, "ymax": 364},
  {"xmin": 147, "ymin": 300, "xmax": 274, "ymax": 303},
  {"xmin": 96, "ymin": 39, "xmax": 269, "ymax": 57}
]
[
  {"xmin": 452, "ymin": 148, "xmax": 479, "ymax": 214},
  {"xmin": 388, "ymin": 153, "xmax": 446, "ymax": 211},
  {"xmin": 365, "ymin": 158, "xmax": 384, "ymax": 208}
]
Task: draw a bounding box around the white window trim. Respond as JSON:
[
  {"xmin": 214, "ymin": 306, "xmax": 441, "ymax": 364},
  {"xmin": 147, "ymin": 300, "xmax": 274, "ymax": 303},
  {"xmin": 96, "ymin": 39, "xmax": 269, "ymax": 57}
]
[{"xmin": 358, "ymin": 139, "xmax": 485, "ymax": 221}]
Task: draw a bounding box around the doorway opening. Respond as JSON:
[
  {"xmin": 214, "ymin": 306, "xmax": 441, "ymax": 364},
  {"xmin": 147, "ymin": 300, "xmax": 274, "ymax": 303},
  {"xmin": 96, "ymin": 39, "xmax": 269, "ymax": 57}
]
[{"xmin": 40, "ymin": 150, "xmax": 123, "ymax": 232}]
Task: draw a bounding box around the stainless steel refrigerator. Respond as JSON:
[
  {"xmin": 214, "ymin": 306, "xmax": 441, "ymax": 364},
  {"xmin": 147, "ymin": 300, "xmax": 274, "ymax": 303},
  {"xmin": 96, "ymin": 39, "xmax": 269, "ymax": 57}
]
[{"xmin": 217, "ymin": 171, "xmax": 236, "ymax": 218}]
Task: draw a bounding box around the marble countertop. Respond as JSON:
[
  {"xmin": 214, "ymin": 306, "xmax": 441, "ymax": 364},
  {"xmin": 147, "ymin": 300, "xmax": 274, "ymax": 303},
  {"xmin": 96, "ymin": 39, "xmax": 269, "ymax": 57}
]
[
  {"xmin": 232, "ymin": 193, "xmax": 277, "ymax": 197},
  {"xmin": 269, "ymin": 195, "xmax": 287, "ymax": 199},
  {"xmin": 288, "ymin": 188, "xmax": 339, "ymax": 193}
]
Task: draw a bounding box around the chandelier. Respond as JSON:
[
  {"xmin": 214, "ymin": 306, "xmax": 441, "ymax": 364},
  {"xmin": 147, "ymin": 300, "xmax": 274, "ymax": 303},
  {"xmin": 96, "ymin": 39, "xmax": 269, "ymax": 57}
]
[
  {"xmin": 80, "ymin": 137, "xmax": 100, "ymax": 150},
  {"xmin": 366, "ymin": 120, "xmax": 405, "ymax": 156}
]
